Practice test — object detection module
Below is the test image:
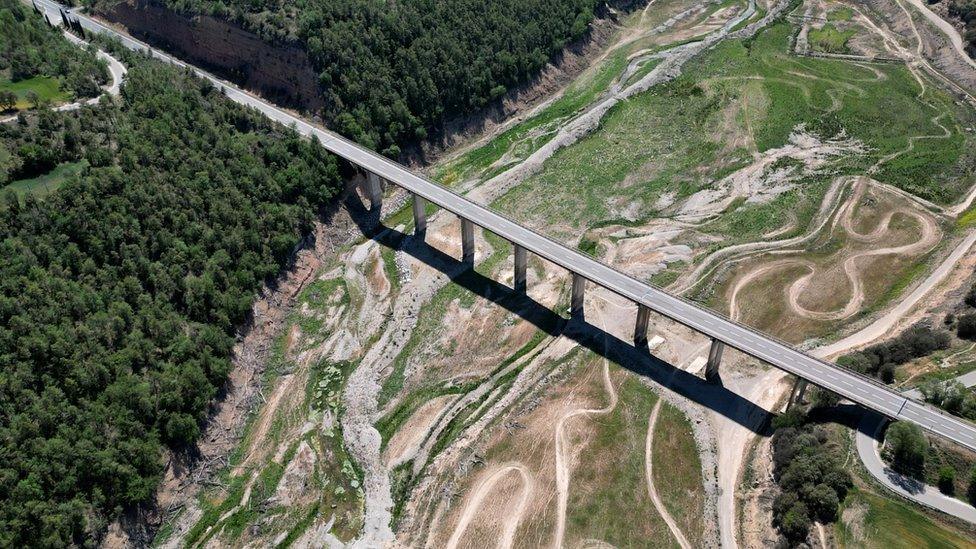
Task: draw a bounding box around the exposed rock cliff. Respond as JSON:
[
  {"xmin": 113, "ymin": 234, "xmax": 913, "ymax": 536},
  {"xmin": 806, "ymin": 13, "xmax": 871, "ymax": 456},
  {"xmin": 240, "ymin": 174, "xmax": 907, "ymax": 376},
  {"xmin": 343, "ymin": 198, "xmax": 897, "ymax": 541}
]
[{"xmin": 97, "ymin": 0, "xmax": 324, "ymax": 111}]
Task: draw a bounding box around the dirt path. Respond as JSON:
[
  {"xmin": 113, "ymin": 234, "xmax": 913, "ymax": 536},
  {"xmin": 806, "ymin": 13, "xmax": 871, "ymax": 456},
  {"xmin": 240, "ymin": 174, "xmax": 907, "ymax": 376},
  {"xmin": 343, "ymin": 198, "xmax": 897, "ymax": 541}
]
[
  {"xmin": 725, "ymin": 178, "xmax": 940, "ymax": 325},
  {"xmin": 644, "ymin": 400, "xmax": 693, "ymax": 549},
  {"xmin": 468, "ymin": 0, "xmax": 776, "ymax": 206},
  {"xmin": 712, "ymin": 368, "xmax": 789, "ymax": 549},
  {"xmin": 551, "ymin": 345, "xmax": 618, "ymax": 548},
  {"xmin": 903, "ymin": 0, "xmax": 976, "ymax": 70},
  {"xmin": 788, "ymin": 186, "xmax": 940, "ymax": 321},
  {"xmin": 444, "ymin": 464, "xmax": 535, "ymax": 549}
]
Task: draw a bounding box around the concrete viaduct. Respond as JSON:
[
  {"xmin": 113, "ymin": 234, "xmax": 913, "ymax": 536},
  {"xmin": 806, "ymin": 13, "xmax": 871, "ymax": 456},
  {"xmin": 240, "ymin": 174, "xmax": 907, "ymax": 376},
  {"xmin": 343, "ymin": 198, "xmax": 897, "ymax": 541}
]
[{"xmin": 37, "ymin": 0, "xmax": 976, "ymax": 452}]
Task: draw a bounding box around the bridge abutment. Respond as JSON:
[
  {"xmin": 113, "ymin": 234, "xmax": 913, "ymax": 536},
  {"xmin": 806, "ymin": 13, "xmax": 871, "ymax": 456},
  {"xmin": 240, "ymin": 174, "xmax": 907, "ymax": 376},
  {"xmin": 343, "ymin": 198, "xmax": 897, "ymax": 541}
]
[{"xmin": 705, "ymin": 339, "xmax": 724, "ymax": 381}]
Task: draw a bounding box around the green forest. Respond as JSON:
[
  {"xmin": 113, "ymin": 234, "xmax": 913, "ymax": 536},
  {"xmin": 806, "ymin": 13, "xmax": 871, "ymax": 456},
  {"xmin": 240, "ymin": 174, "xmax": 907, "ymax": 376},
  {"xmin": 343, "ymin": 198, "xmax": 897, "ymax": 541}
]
[
  {"xmin": 0, "ymin": 0, "xmax": 108, "ymax": 106},
  {"xmin": 147, "ymin": 0, "xmax": 603, "ymax": 156},
  {"xmin": 0, "ymin": 42, "xmax": 342, "ymax": 546}
]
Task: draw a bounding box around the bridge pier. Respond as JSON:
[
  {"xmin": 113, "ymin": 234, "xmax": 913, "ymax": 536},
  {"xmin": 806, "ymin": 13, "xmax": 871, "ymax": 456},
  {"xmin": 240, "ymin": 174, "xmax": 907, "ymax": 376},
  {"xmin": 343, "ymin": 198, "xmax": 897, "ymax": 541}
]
[
  {"xmin": 364, "ymin": 172, "xmax": 383, "ymax": 211},
  {"xmin": 787, "ymin": 378, "xmax": 809, "ymax": 410},
  {"xmin": 634, "ymin": 304, "xmax": 650, "ymax": 346},
  {"xmin": 412, "ymin": 193, "xmax": 426, "ymax": 237},
  {"xmin": 705, "ymin": 339, "xmax": 724, "ymax": 381},
  {"xmin": 571, "ymin": 273, "xmax": 585, "ymax": 319},
  {"xmin": 461, "ymin": 218, "xmax": 475, "ymax": 266},
  {"xmin": 513, "ymin": 244, "xmax": 527, "ymax": 293}
]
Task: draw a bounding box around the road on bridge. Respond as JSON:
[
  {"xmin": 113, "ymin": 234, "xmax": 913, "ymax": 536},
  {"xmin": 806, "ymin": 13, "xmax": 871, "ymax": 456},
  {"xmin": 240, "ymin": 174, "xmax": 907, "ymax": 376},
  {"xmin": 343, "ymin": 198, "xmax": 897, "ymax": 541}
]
[{"xmin": 35, "ymin": 0, "xmax": 976, "ymax": 452}]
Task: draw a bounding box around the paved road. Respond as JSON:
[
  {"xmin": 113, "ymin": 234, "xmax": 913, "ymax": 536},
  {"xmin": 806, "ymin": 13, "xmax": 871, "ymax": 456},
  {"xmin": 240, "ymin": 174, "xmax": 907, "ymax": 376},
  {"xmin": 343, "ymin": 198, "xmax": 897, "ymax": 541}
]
[
  {"xmin": 2, "ymin": 9, "xmax": 125, "ymax": 123},
  {"xmin": 903, "ymin": 0, "xmax": 976, "ymax": 71},
  {"xmin": 37, "ymin": 0, "xmax": 976, "ymax": 452},
  {"xmin": 857, "ymin": 413, "xmax": 976, "ymax": 524}
]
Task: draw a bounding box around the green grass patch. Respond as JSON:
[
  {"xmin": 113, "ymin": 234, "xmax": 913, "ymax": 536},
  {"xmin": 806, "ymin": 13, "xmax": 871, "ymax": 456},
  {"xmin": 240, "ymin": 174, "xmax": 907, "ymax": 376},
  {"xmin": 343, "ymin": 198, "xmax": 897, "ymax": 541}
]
[
  {"xmin": 652, "ymin": 401, "xmax": 705, "ymax": 547},
  {"xmin": 808, "ymin": 24, "xmax": 856, "ymax": 54},
  {"xmin": 835, "ymin": 489, "xmax": 976, "ymax": 548},
  {"xmin": 380, "ymin": 245, "xmax": 400, "ymax": 291},
  {"xmin": 0, "ymin": 75, "xmax": 70, "ymax": 109},
  {"xmin": 565, "ymin": 373, "xmax": 677, "ymax": 546},
  {"xmin": 956, "ymin": 201, "xmax": 976, "ymax": 230},
  {"xmin": 2, "ymin": 160, "xmax": 86, "ymax": 201},
  {"xmin": 434, "ymin": 46, "xmax": 630, "ymax": 186},
  {"xmin": 826, "ymin": 7, "xmax": 854, "ymax": 22}
]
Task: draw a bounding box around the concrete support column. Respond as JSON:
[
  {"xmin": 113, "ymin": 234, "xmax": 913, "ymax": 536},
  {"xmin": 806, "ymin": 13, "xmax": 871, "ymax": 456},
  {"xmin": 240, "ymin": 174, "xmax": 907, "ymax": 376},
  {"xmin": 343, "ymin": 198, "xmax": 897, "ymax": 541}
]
[
  {"xmin": 571, "ymin": 273, "xmax": 586, "ymax": 319},
  {"xmin": 461, "ymin": 218, "xmax": 475, "ymax": 266},
  {"xmin": 412, "ymin": 193, "xmax": 427, "ymax": 237},
  {"xmin": 513, "ymin": 244, "xmax": 527, "ymax": 293},
  {"xmin": 796, "ymin": 379, "xmax": 808, "ymax": 403},
  {"xmin": 787, "ymin": 378, "xmax": 809, "ymax": 410},
  {"xmin": 634, "ymin": 304, "xmax": 651, "ymax": 346},
  {"xmin": 705, "ymin": 339, "xmax": 724, "ymax": 381},
  {"xmin": 364, "ymin": 172, "xmax": 383, "ymax": 211}
]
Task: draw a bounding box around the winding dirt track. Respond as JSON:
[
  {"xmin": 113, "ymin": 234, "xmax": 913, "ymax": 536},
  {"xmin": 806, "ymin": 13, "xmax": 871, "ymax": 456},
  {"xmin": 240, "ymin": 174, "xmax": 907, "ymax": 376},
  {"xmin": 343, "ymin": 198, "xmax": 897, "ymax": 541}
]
[
  {"xmin": 444, "ymin": 464, "xmax": 535, "ymax": 549},
  {"xmin": 551, "ymin": 341, "xmax": 619, "ymax": 549},
  {"xmin": 644, "ymin": 400, "xmax": 694, "ymax": 549},
  {"xmin": 728, "ymin": 180, "xmax": 939, "ymax": 323}
]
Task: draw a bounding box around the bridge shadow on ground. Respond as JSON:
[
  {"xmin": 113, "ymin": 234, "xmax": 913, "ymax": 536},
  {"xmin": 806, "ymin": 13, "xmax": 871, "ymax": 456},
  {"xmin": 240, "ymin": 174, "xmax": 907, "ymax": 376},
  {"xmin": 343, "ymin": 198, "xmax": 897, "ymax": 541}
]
[{"xmin": 342, "ymin": 194, "xmax": 776, "ymax": 435}]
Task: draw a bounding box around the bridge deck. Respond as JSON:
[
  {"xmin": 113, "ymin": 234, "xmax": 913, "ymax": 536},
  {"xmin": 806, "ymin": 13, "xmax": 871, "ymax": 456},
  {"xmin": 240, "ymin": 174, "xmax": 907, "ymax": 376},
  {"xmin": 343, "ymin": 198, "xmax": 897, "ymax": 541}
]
[{"xmin": 41, "ymin": 0, "xmax": 976, "ymax": 452}]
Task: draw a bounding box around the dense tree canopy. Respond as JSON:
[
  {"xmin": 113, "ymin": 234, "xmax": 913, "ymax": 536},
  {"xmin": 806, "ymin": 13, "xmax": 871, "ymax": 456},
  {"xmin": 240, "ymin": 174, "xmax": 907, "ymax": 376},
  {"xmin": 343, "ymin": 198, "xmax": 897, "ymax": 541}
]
[
  {"xmin": 153, "ymin": 0, "xmax": 602, "ymax": 155},
  {"xmin": 770, "ymin": 414, "xmax": 852, "ymax": 545},
  {"xmin": 0, "ymin": 53, "xmax": 341, "ymax": 544},
  {"xmin": 883, "ymin": 422, "xmax": 929, "ymax": 478},
  {"xmin": 0, "ymin": 0, "xmax": 108, "ymax": 98}
]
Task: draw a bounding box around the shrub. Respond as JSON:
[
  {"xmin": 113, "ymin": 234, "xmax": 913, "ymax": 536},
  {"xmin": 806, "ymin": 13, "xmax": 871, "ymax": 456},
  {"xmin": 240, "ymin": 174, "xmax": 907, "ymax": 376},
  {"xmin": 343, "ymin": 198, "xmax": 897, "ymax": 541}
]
[
  {"xmin": 969, "ymin": 467, "xmax": 976, "ymax": 505},
  {"xmin": 810, "ymin": 387, "xmax": 842, "ymax": 409},
  {"xmin": 965, "ymin": 284, "xmax": 976, "ymax": 307},
  {"xmin": 879, "ymin": 363, "xmax": 896, "ymax": 384},
  {"xmin": 807, "ymin": 483, "xmax": 840, "ymax": 522},
  {"xmin": 771, "ymin": 424, "xmax": 848, "ymax": 542},
  {"xmin": 938, "ymin": 466, "xmax": 956, "ymax": 495},
  {"xmin": 884, "ymin": 422, "xmax": 928, "ymax": 478},
  {"xmin": 778, "ymin": 501, "xmax": 812, "ymax": 542},
  {"xmin": 958, "ymin": 313, "xmax": 976, "ymax": 340},
  {"xmin": 838, "ymin": 324, "xmax": 950, "ymax": 382},
  {"xmin": 772, "ymin": 408, "xmax": 806, "ymax": 430}
]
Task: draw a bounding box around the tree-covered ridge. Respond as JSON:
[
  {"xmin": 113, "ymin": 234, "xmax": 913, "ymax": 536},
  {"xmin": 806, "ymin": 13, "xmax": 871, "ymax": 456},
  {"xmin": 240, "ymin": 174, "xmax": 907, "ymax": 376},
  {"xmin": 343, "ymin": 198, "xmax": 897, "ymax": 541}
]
[
  {"xmin": 153, "ymin": 0, "xmax": 601, "ymax": 156},
  {"xmin": 0, "ymin": 0, "xmax": 108, "ymax": 100},
  {"xmin": 0, "ymin": 53, "xmax": 341, "ymax": 544}
]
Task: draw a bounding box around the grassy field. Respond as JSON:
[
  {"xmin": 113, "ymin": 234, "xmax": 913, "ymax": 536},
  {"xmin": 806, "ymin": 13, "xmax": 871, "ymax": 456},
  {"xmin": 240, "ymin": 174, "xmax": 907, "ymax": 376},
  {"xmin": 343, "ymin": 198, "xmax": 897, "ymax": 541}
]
[
  {"xmin": 836, "ymin": 489, "xmax": 976, "ymax": 548},
  {"xmin": 490, "ymin": 17, "xmax": 973, "ymax": 245},
  {"xmin": 432, "ymin": 0, "xmax": 718, "ymax": 188},
  {"xmin": 652, "ymin": 401, "xmax": 705, "ymax": 547},
  {"xmin": 565, "ymin": 372, "xmax": 681, "ymax": 547},
  {"xmin": 808, "ymin": 24, "xmax": 856, "ymax": 53},
  {"xmin": 0, "ymin": 75, "xmax": 70, "ymax": 109},
  {"xmin": 827, "ymin": 6, "xmax": 854, "ymax": 22},
  {"xmin": 2, "ymin": 161, "xmax": 86, "ymax": 201},
  {"xmin": 434, "ymin": 46, "xmax": 630, "ymax": 187}
]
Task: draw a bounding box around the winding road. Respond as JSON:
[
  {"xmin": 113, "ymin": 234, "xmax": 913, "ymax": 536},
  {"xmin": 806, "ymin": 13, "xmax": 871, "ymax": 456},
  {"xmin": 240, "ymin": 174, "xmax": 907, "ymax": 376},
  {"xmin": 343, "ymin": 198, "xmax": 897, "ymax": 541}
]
[{"xmin": 1, "ymin": 13, "xmax": 125, "ymax": 123}]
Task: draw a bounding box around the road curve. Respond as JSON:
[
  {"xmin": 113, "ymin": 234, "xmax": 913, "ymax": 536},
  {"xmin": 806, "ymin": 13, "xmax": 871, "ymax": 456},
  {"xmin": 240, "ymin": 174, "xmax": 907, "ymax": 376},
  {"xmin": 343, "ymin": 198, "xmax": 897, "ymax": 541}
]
[
  {"xmin": 902, "ymin": 0, "xmax": 976, "ymax": 71},
  {"xmin": 856, "ymin": 412, "xmax": 976, "ymax": 525},
  {"xmin": 35, "ymin": 0, "xmax": 976, "ymax": 453}
]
